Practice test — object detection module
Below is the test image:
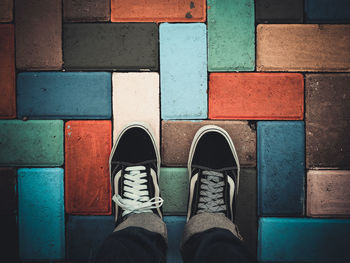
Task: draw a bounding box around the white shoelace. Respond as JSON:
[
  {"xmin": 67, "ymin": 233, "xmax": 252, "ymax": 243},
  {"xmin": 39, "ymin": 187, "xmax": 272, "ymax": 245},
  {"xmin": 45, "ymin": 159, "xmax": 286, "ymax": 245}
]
[
  {"xmin": 112, "ymin": 165, "xmax": 163, "ymax": 217},
  {"xmin": 198, "ymin": 170, "xmax": 226, "ymax": 214}
]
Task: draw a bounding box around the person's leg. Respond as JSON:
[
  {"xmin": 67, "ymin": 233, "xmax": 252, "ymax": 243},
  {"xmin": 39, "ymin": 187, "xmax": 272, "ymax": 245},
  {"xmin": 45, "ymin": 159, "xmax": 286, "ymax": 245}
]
[
  {"xmin": 181, "ymin": 125, "xmax": 256, "ymax": 263},
  {"xmin": 95, "ymin": 123, "xmax": 167, "ymax": 263}
]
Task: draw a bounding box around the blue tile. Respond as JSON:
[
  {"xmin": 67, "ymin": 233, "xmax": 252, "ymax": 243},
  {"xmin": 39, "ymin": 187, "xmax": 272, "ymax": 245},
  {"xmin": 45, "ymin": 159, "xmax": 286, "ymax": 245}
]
[
  {"xmin": 18, "ymin": 168, "xmax": 65, "ymax": 260},
  {"xmin": 257, "ymin": 121, "xmax": 305, "ymax": 216},
  {"xmin": 258, "ymin": 217, "xmax": 350, "ymax": 263},
  {"xmin": 67, "ymin": 215, "xmax": 114, "ymax": 261},
  {"xmin": 305, "ymin": 0, "xmax": 350, "ymax": 23},
  {"xmin": 164, "ymin": 216, "xmax": 186, "ymax": 263},
  {"xmin": 160, "ymin": 23, "xmax": 207, "ymax": 120},
  {"xmin": 17, "ymin": 72, "xmax": 111, "ymax": 119}
]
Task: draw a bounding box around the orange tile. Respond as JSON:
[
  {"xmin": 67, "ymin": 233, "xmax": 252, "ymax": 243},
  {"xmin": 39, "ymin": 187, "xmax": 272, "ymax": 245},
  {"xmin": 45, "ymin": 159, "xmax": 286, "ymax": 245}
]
[
  {"xmin": 111, "ymin": 0, "xmax": 206, "ymax": 22},
  {"xmin": 0, "ymin": 24, "xmax": 15, "ymax": 119},
  {"xmin": 209, "ymin": 73, "xmax": 304, "ymax": 120},
  {"xmin": 65, "ymin": 121, "xmax": 112, "ymax": 215}
]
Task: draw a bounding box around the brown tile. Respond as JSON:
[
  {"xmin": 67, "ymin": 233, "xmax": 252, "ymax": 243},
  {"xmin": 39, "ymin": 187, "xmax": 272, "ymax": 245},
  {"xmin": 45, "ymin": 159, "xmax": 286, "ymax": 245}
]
[
  {"xmin": 15, "ymin": 0, "xmax": 62, "ymax": 70},
  {"xmin": 306, "ymin": 74, "xmax": 350, "ymax": 168},
  {"xmin": 161, "ymin": 120, "xmax": 256, "ymax": 167},
  {"xmin": 307, "ymin": 170, "xmax": 350, "ymax": 217},
  {"xmin": 0, "ymin": 168, "xmax": 16, "ymax": 214},
  {"xmin": 257, "ymin": 24, "xmax": 350, "ymax": 72},
  {"xmin": 63, "ymin": 0, "xmax": 110, "ymax": 22},
  {"xmin": 0, "ymin": 0, "xmax": 13, "ymax": 22},
  {"xmin": 0, "ymin": 24, "xmax": 15, "ymax": 119}
]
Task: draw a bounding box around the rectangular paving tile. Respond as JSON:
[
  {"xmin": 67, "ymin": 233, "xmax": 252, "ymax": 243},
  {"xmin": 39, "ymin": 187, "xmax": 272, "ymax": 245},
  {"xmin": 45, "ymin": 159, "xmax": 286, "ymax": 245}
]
[
  {"xmin": 0, "ymin": 215, "xmax": 19, "ymax": 262},
  {"xmin": 17, "ymin": 72, "xmax": 111, "ymax": 119},
  {"xmin": 111, "ymin": 0, "xmax": 206, "ymax": 22},
  {"xmin": 0, "ymin": 168, "xmax": 16, "ymax": 214},
  {"xmin": 306, "ymin": 74, "xmax": 350, "ymax": 168},
  {"xmin": 0, "ymin": 0, "xmax": 13, "ymax": 22},
  {"xmin": 258, "ymin": 121, "xmax": 305, "ymax": 216},
  {"xmin": 208, "ymin": 0, "xmax": 255, "ymax": 71},
  {"xmin": 209, "ymin": 73, "xmax": 304, "ymax": 120},
  {"xmin": 0, "ymin": 24, "xmax": 15, "ymax": 119},
  {"xmin": 64, "ymin": 0, "xmax": 110, "ymax": 22},
  {"xmin": 305, "ymin": 0, "xmax": 350, "ymax": 23},
  {"xmin": 256, "ymin": 0, "xmax": 303, "ymax": 23},
  {"xmin": 63, "ymin": 23, "xmax": 158, "ymax": 70},
  {"xmin": 164, "ymin": 216, "xmax": 186, "ymax": 263},
  {"xmin": 15, "ymin": 0, "xmax": 62, "ymax": 70},
  {"xmin": 307, "ymin": 170, "xmax": 350, "ymax": 217},
  {"xmin": 162, "ymin": 120, "xmax": 256, "ymax": 167},
  {"xmin": 18, "ymin": 168, "xmax": 65, "ymax": 260},
  {"xmin": 67, "ymin": 216, "xmax": 114, "ymax": 261},
  {"xmin": 236, "ymin": 168, "xmax": 257, "ymax": 258},
  {"xmin": 65, "ymin": 121, "xmax": 111, "ymax": 215},
  {"xmin": 160, "ymin": 23, "xmax": 207, "ymax": 119},
  {"xmin": 258, "ymin": 217, "xmax": 350, "ymax": 263},
  {"xmin": 257, "ymin": 24, "xmax": 350, "ymax": 72},
  {"xmin": 160, "ymin": 168, "xmax": 188, "ymax": 215},
  {"xmin": 0, "ymin": 120, "xmax": 64, "ymax": 166},
  {"xmin": 112, "ymin": 73, "xmax": 159, "ymax": 146}
]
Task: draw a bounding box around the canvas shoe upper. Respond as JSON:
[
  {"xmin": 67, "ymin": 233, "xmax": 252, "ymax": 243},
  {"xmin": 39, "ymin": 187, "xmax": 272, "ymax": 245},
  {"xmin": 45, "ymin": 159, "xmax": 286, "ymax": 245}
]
[
  {"xmin": 186, "ymin": 125, "xmax": 240, "ymax": 222},
  {"xmin": 109, "ymin": 123, "xmax": 163, "ymax": 225}
]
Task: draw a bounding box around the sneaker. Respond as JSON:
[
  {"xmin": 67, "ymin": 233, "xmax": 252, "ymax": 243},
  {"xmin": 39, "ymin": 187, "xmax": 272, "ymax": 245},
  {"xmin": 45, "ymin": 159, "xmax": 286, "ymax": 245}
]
[
  {"xmin": 109, "ymin": 122, "xmax": 163, "ymax": 225},
  {"xmin": 186, "ymin": 125, "xmax": 240, "ymax": 222}
]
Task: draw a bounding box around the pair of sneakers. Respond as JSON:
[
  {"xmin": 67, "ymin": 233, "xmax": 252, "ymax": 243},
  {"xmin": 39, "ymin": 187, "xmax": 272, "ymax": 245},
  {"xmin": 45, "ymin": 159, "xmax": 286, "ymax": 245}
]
[{"xmin": 110, "ymin": 123, "xmax": 240, "ymax": 225}]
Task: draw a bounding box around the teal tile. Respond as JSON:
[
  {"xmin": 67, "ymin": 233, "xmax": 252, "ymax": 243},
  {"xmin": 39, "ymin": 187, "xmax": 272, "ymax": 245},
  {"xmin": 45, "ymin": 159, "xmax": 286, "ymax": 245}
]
[
  {"xmin": 0, "ymin": 120, "xmax": 64, "ymax": 166},
  {"xmin": 259, "ymin": 217, "xmax": 350, "ymax": 263},
  {"xmin": 164, "ymin": 216, "xmax": 186, "ymax": 263},
  {"xmin": 18, "ymin": 168, "xmax": 65, "ymax": 260},
  {"xmin": 208, "ymin": 0, "xmax": 255, "ymax": 71},
  {"xmin": 160, "ymin": 168, "xmax": 188, "ymax": 215}
]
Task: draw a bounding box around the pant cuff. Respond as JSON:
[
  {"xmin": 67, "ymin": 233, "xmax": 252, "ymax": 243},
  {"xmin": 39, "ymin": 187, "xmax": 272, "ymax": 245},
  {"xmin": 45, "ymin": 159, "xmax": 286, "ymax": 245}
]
[
  {"xmin": 114, "ymin": 213, "xmax": 168, "ymax": 242},
  {"xmin": 181, "ymin": 212, "xmax": 242, "ymax": 245}
]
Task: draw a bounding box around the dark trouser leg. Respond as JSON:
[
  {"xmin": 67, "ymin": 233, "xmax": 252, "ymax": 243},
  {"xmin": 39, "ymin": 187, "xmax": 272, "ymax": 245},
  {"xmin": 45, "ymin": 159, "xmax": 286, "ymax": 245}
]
[
  {"xmin": 95, "ymin": 213, "xmax": 167, "ymax": 263},
  {"xmin": 181, "ymin": 213, "xmax": 256, "ymax": 263}
]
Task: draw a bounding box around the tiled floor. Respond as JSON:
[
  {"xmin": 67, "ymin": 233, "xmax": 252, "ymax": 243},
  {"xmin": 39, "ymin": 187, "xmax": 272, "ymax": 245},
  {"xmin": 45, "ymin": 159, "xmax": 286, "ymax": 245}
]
[{"xmin": 1, "ymin": 0, "xmax": 350, "ymax": 262}]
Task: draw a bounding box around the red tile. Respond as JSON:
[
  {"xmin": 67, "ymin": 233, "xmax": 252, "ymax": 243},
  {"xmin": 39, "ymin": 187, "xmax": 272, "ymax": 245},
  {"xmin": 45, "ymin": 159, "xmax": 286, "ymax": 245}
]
[
  {"xmin": 111, "ymin": 0, "xmax": 206, "ymax": 22},
  {"xmin": 0, "ymin": 24, "xmax": 15, "ymax": 119},
  {"xmin": 307, "ymin": 170, "xmax": 350, "ymax": 217},
  {"xmin": 65, "ymin": 121, "xmax": 112, "ymax": 215},
  {"xmin": 209, "ymin": 73, "xmax": 304, "ymax": 120}
]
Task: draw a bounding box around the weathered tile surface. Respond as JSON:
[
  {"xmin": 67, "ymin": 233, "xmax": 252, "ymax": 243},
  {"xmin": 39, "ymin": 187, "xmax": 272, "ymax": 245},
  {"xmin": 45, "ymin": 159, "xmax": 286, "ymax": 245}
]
[
  {"xmin": 236, "ymin": 169, "xmax": 257, "ymax": 257},
  {"xmin": 306, "ymin": 74, "xmax": 350, "ymax": 168},
  {"xmin": 257, "ymin": 24, "xmax": 350, "ymax": 72},
  {"xmin": 65, "ymin": 121, "xmax": 111, "ymax": 215},
  {"xmin": 63, "ymin": 23, "xmax": 158, "ymax": 70},
  {"xmin": 0, "ymin": 215, "xmax": 19, "ymax": 262},
  {"xmin": 15, "ymin": 0, "xmax": 62, "ymax": 70},
  {"xmin": 67, "ymin": 216, "xmax": 114, "ymax": 261},
  {"xmin": 0, "ymin": 24, "xmax": 15, "ymax": 119},
  {"xmin": 160, "ymin": 168, "xmax": 188, "ymax": 215},
  {"xmin": 209, "ymin": 73, "xmax": 304, "ymax": 120},
  {"xmin": 0, "ymin": 120, "xmax": 64, "ymax": 166},
  {"xmin": 17, "ymin": 72, "xmax": 111, "ymax": 119},
  {"xmin": 164, "ymin": 216, "xmax": 186, "ymax": 263},
  {"xmin": 112, "ymin": 73, "xmax": 159, "ymax": 146},
  {"xmin": 18, "ymin": 168, "xmax": 65, "ymax": 260},
  {"xmin": 258, "ymin": 218, "xmax": 350, "ymax": 263},
  {"xmin": 161, "ymin": 120, "xmax": 256, "ymax": 167},
  {"xmin": 256, "ymin": 0, "xmax": 303, "ymax": 23},
  {"xmin": 0, "ymin": 168, "xmax": 16, "ymax": 214},
  {"xmin": 160, "ymin": 23, "xmax": 207, "ymax": 119},
  {"xmin": 305, "ymin": 0, "xmax": 350, "ymax": 23},
  {"xmin": 0, "ymin": 0, "xmax": 13, "ymax": 22},
  {"xmin": 307, "ymin": 170, "xmax": 350, "ymax": 217},
  {"xmin": 111, "ymin": 0, "xmax": 206, "ymax": 22},
  {"xmin": 208, "ymin": 0, "xmax": 255, "ymax": 71},
  {"xmin": 64, "ymin": 0, "xmax": 110, "ymax": 22},
  {"xmin": 258, "ymin": 121, "xmax": 305, "ymax": 216}
]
